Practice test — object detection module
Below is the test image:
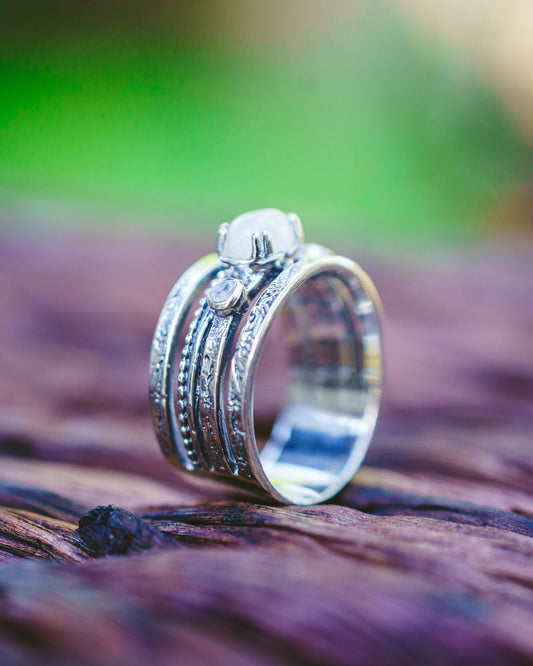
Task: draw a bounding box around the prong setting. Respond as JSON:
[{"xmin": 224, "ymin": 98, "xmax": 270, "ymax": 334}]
[
  {"xmin": 287, "ymin": 212, "xmax": 304, "ymax": 245},
  {"xmin": 217, "ymin": 208, "xmax": 303, "ymax": 267},
  {"xmin": 217, "ymin": 223, "xmax": 229, "ymax": 256},
  {"xmin": 251, "ymin": 231, "xmax": 274, "ymax": 263}
]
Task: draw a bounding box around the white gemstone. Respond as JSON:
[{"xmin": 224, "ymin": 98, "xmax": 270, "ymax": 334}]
[
  {"xmin": 206, "ymin": 277, "xmax": 243, "ymax": 313},
  {"xmin": 209, "ymin": 278, "xmax": 239, "ymax": 305},
  {"xmin": 221, "ymin": 208, "xmax": 300, "ymax": 262}
]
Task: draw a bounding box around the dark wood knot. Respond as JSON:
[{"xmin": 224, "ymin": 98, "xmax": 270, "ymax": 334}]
[{"xmin": 77, "ymin": 504, "xmax": 170, "ymax": 557}]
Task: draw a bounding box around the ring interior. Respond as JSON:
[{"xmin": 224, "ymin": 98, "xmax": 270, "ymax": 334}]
[{"xmin": 258, "ymin": 271, "xmax": 381, "ymax": 503}]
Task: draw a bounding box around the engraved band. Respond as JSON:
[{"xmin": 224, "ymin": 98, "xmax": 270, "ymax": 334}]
[{"xmin": 149, "ymin": 209, "xmax": 383, "ymax": 504}]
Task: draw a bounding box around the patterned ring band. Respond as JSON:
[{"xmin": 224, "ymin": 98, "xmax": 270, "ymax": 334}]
[{"xmin": 149, "ymin": 209, "xmax": 383, "ymax": 504}]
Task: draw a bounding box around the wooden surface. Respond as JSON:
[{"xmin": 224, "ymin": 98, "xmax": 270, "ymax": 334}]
[{"xmin": 0, "ymin": 232, "xmax": 532, "ymax": 665}]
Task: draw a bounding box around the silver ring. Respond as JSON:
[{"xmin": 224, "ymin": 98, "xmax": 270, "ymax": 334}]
[{"xmin": 149, "ymin": 209, "xmax": 383, "ymax": 504}]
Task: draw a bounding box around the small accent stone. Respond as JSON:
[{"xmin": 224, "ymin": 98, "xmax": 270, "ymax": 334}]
[
  {"xmin": 210, "ymin": 278, "xmax": 239, "ymax": 304},
  {"xmin": 206, "ymin": 277, "xmax": 243, "ymax": 313}
]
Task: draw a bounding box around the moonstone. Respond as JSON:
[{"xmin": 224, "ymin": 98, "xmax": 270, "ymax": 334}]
[
  {"xmin": 221, "ymin": 208, "xmax": 300, "ymax": 262},
  {"xmin": 208, "ymin": 278, "xmax": 240, "ymax": 305},
  {"xmin": 206, "ymin": 277, "xmax": 244, "ymax": 314}
]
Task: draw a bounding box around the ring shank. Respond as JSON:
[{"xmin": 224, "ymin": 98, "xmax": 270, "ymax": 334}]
[
  {"xmin": 225, "ymin": 254, "xmax": 382, "ymax": 504},
  {"xmin": 259, "ymin": 274, "xmax": 372, "ymax": 500},
  {"xmin": 150, "ymin": 249, "xmax": 382, "ymax": 505}
]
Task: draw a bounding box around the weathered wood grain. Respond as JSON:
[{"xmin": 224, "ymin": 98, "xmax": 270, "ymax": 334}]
[{"xmin": 0, "ymin": 232, "xmax": 531, "ymax": 665}]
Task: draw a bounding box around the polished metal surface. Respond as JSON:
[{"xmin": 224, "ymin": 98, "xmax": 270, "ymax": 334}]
[{"xmin": 149, "ymin": 209, "xmax": 383, "ymax": 504}]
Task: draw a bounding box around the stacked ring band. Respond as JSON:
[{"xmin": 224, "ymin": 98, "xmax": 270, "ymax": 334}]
[{"xmin": 149, "ymin": 208, "xmax": 383, "ymax": 504}]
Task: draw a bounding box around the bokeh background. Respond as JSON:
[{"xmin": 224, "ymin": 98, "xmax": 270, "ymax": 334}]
[{"xmin": 1, "ymin": 0, "xmax": 532, "ymax": 248}]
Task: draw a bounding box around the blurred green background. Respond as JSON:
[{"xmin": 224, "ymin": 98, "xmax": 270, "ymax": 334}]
[{"xmin": 1, "ymin": 0, "xmax": 532, "ymax": 247}]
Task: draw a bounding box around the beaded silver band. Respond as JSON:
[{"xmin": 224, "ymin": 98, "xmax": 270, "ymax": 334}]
[{"xmin": 149, "ymin": 209, "xmax": 383, "ymax": 504}]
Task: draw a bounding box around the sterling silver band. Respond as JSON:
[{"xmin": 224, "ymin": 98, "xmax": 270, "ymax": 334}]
[{"xmin": 149, "ymin": 209, "xmax": 383, "ymax": 504}]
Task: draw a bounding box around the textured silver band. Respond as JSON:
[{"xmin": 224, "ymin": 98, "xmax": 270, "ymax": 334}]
[{"xmin": 149, "ymin": 211, "xmax": 383, "ymax": 504}]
